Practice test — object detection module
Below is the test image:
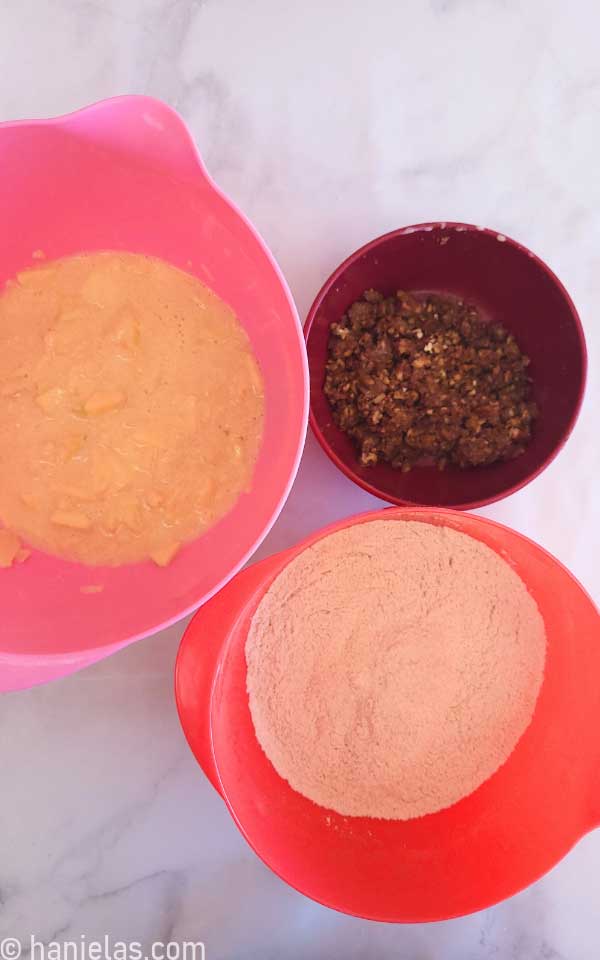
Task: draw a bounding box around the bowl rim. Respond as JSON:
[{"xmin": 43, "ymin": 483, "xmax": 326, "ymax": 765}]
[{"xmin": 304, "ymin": 221, "xmax": 588, "ymax": 511}]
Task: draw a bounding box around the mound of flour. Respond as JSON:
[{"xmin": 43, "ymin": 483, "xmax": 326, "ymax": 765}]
[{"xmin": 246, "ymin": 519, "xmax": 546, "ymax": 820}]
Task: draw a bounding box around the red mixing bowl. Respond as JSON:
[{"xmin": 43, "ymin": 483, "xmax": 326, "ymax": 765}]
[
  {"xmin": 305, "ymin": 223, "xmax": 587, "ymax": 509},
  {"xmin": 175, "ymin": 507, "xmax": 600, "ymax": 922}
]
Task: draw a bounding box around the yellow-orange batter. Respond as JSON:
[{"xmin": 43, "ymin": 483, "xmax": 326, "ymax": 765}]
[{"xmin": 0, "ymin": 252, "xmax": 264, "ymax": 566}]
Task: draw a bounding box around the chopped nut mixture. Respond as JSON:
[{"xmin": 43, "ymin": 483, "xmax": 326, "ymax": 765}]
[{"xmin": 324, "ymin": 290, "xmax": 537, "ymax": 471}]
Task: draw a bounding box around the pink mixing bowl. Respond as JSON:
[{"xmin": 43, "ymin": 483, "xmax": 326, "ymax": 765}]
[
  {"xmin": 305, "ymin": 223, "xmax": 587, "ymax": 509},
  {"xmin": 0, "ymin": 96, "xmax": 308, "ymax": 691}
]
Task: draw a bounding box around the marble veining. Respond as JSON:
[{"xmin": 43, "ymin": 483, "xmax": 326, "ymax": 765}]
[{"xmin": 1, "ymin": 0, "xmax": 600, "ymax": 956}]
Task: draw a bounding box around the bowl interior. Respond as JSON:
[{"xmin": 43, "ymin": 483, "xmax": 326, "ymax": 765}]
[
  {"xmin": 306, "ymin": 225, "xmax": 586, "ymax": 508},
  {"xmin": 209, "ymin": 509, "xmax": 600, "ymax": 922},
  {"xmin": 0, "ymin": 100, "xmax": 307, "ymax": 656}
]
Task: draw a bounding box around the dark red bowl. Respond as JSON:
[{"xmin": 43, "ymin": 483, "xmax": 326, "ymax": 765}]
[{"xmin": 305, "ymin": 222, "xmax": 587, "ymax": 509}]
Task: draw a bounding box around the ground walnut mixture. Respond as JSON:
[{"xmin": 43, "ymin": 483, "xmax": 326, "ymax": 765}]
[{"xmin": 324, "ymin": 290, "xmax": 537, "ymax": 470}]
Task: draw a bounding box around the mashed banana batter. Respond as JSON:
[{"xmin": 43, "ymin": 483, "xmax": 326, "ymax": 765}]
[{"xmin": 0, "ymin": 252, "xmax": 264, "ymax": 566}]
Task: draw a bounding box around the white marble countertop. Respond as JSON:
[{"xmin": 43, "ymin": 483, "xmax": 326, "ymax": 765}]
[{"xmin": 1, "ymin": 0, "xmax": 599, "ymax": 956}]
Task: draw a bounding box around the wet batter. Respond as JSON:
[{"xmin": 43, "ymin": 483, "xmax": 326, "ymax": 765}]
[{"xmin": 0, "ymin": 252, "xmax": 264, "ymax": 566}]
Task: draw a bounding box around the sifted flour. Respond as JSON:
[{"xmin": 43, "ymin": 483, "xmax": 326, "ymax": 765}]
[{"xmin": 246, "ymin": 519, "xmax": 546, "ymax": 820}]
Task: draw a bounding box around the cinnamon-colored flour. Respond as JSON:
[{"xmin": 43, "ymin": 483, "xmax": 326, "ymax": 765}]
[{"xmin": 246, "ymin": 519, "xmax": 546, "ymax": 820}]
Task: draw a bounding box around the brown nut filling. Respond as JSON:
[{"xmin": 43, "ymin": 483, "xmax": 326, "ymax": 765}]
[{"xmin": 324, "ymin": 290, "xmax": 537, "ymax": 471}]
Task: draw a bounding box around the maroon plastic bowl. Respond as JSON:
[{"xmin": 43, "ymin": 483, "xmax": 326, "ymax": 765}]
[{"xmin": 305, "ymin": 223, "xmax": 587, "ymax": 509}]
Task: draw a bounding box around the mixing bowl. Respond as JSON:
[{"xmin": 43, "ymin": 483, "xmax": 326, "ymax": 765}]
[
  {"xmin": 305, "ymin": 223, "xmax": 586, "ymax": 509},
  {"xmin": 0, "ymin": 96, "xmax": 308, "ymax": 690},
  {"xmin": 176, "ymin": 507, "xmax": 600, "ymax": 922}
]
